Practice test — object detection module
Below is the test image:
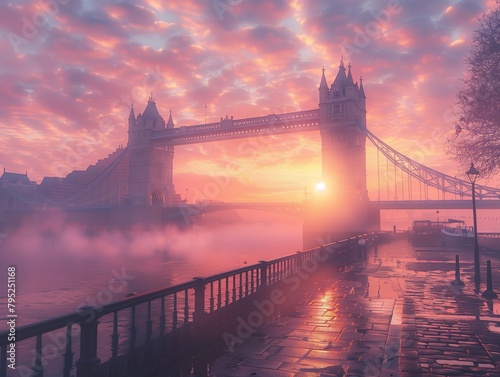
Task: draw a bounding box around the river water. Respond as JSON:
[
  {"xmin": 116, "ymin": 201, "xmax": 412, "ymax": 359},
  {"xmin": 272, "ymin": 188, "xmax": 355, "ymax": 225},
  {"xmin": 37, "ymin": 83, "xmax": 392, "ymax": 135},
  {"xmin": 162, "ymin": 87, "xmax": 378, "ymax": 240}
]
[
  {"xmin": 0, "ymin": 220, "xmax": 303, "ymax": 331},
  {"xmin": 2, "ymin": 208, "xmax": 498, "ymax": 330},
  {"xmin": 1, "ymin": 209, "xmax": 498, "ymax": 376},
  {"xmin": 0, "ymin": 219, "xmax": 303, "ymax": 376}
]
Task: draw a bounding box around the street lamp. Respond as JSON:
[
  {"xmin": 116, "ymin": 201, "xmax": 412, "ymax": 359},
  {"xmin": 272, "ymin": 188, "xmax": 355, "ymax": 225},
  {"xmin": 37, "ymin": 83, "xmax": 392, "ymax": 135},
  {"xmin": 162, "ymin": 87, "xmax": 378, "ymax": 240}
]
[
  {"xmin": 466, "ymin": 163, "xmax": 480, "ymax": 288},
  {"xmin": 436, "ymin": 210, "xmax": 440, "ymax": 231}
]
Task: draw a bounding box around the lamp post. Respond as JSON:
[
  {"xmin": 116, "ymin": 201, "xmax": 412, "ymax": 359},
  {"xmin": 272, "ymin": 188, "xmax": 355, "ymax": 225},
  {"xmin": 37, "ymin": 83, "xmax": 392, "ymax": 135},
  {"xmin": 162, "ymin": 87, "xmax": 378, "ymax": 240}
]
[
  {"xmin": 466, "ymin": 163, "xmax": 480, "ymax": 288},
  {"xmin": 436, "ymin": 210, "xmax": 440, "ymax": 231}
]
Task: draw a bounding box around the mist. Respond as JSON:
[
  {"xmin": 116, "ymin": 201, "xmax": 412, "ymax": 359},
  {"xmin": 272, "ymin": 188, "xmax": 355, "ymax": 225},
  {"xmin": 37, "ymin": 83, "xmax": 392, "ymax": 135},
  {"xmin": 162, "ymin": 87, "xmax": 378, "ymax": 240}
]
[{"xmin": 0, "ymin": 212, "xmax": 302, "ymax": 327}]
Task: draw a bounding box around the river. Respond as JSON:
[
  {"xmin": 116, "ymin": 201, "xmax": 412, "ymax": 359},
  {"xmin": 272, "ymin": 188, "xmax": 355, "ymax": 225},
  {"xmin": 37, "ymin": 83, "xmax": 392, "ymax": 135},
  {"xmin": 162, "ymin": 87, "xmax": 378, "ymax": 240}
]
[{"xmin": 0, "ymin": 220, "xmax": 303, "ymax": 331}]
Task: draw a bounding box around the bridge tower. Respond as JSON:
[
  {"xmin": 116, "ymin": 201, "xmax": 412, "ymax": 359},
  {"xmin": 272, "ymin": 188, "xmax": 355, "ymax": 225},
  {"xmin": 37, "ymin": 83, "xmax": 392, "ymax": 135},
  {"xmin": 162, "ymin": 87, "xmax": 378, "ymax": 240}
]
[
  {"xmin": 126, "ymin": 96, "xmax": 178, "ymax": 205},
  {"xmin": 307, "ymin": 60, "xmax": 371, "ymax": 242}
]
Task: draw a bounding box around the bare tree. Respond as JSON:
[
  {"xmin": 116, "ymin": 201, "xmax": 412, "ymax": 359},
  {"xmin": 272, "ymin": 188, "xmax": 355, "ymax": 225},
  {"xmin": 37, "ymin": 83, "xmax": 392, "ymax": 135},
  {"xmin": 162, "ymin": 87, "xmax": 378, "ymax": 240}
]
[{"xmin": 449, "ymin": 1, "xmax": 500, "ymax": 179}]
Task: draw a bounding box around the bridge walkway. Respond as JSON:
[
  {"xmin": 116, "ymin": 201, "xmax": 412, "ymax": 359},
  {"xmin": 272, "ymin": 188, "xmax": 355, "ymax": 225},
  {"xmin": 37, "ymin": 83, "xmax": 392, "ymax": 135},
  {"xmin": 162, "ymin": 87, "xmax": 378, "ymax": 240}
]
[{"xmin": 209, "ymin": 237, "xmax": 500, "ymax": 376}]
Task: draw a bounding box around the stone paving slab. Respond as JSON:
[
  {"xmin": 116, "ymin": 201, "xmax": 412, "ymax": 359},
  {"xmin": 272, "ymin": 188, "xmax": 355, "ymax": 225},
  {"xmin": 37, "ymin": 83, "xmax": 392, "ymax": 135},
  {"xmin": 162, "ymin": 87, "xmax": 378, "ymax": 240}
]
[{"xmin": 209, "ymin": 237, "xmax": 500, "ymax": 376}]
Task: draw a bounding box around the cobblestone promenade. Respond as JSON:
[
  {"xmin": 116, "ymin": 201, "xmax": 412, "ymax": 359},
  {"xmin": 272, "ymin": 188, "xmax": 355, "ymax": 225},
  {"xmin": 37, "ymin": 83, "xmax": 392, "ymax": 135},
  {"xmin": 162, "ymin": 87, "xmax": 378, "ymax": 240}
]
[{"xmin": 209, "ymin": 235, "xmax": 500, "ymax": 377}]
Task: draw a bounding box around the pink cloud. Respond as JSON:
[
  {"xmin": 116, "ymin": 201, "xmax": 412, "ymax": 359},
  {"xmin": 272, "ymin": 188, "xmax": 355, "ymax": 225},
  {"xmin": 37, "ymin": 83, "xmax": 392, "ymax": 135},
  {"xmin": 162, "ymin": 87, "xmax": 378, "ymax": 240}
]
[{"xmin": 1, "ymin": 0, "xmax": 498, "ymax": 199}]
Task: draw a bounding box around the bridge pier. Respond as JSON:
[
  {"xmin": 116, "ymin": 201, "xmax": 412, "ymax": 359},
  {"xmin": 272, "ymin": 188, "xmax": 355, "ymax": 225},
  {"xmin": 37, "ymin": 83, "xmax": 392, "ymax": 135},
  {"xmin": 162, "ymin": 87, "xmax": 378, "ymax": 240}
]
[{"xmin": 303, "ymin": 196, "xmax": 380, "ymax": 248}]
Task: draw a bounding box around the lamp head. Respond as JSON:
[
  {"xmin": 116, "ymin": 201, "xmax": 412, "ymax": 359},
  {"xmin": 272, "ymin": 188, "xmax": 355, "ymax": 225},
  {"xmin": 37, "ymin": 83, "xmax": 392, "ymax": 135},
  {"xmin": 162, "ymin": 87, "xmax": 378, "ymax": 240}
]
[{"xmin": 466, "ymin": 163, "xmax": 479, "ymax": 184}]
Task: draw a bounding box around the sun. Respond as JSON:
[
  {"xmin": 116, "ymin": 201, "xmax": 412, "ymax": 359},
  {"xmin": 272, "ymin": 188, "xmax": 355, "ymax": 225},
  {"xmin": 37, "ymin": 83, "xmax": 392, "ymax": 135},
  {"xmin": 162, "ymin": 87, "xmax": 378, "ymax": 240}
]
[{"xmin": 315, "ymin": 182, "xmax": 326, "ymax": 191}]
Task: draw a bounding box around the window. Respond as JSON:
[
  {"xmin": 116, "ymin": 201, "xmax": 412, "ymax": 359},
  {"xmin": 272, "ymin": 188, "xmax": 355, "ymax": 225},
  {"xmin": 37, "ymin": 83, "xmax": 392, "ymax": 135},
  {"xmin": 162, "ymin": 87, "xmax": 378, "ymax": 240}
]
[{"xmin": 333, "ymin": 90, "xmax": 340, "ymax": 98}]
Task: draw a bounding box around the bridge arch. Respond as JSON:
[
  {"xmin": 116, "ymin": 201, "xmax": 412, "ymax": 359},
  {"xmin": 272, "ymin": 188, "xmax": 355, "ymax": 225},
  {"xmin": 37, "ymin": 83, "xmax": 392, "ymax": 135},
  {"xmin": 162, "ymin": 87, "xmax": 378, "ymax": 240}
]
[{"xmin": 151, "ymin": 191, "xmax": 164, "ymax": 206}]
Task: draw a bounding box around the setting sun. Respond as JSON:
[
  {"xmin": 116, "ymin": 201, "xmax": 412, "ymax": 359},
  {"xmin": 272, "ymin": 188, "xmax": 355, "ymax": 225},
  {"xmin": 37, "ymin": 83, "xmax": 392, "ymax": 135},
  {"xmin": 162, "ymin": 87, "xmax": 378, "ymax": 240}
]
[{"xmin": 315, "ymin": 182, "xmax": 326, "ymax": 191}]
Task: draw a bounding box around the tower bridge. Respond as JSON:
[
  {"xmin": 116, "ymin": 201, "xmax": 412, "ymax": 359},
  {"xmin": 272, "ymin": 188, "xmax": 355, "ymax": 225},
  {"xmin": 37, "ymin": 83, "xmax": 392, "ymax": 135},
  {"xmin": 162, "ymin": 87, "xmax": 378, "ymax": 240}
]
[
  {"xmin": 149, "ymin": 109, "xmax": 321, "ymax": 145},
  {"xmin": 126, "ymin": 60, "xmax": 368, "ymax": 217},
  {"xmin": 2, "ymin": 60, "xmax": 500, "ymax": 233}
]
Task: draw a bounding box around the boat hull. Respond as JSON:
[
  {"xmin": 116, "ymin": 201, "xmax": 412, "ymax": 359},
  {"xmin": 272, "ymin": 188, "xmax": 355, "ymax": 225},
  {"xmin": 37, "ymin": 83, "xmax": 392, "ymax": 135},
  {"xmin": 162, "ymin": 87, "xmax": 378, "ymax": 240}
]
[{"xmin": 441, "ymin": 230, "xmax": 474, "ymax": 247}]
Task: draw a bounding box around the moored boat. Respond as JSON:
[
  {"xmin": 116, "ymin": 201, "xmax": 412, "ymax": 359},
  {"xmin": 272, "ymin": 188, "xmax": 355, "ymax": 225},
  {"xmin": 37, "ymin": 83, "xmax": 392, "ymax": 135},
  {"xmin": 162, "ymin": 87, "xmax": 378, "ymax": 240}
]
[{"xmin": 441, "ymin": 219, "xmax": 474, "ymax": 247}]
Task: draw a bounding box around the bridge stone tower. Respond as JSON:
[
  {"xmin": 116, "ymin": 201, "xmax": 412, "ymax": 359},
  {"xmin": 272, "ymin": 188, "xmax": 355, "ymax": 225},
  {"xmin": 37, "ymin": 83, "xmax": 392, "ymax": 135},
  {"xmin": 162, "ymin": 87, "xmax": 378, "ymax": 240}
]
[
  {"xmin": 126, "ymin": 96, "xmax": 178, "ymax": 205},
  {"xmin": 306, "ymin": 60, "xmax": 371, "ymax": 243}
]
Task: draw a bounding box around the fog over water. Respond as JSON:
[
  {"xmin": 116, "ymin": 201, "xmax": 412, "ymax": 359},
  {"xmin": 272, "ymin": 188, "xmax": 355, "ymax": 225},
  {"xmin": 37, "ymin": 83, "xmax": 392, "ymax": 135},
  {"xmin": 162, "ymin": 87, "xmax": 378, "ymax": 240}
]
[
  {"xmin": 1, "ymin": 207, "xmax": 498, "ymax": 331},
  {"xmin": 0, "ymin": 215, "xmax": 302, "ymax": 330}
]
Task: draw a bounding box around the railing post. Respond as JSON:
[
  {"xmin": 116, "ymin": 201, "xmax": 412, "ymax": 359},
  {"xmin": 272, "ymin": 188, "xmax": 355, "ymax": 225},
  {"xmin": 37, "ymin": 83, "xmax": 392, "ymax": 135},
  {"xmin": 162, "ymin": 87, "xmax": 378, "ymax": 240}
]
[
  {"xmin": 146, "ymin": 301, "xmax": 153, "ymax": 342},
  {"xmin": 192, "ymin": 277, "xmax": 206, "ymax": 347},
  {"xmin": 1, "ymin": 345, "xmax": 6, "ymax": 377},
  {"xmin": 109, "ymin": 312, "xmax": 120, "ymax": 377},
  {"xmin": 63, "ymin": 323, "xmax": 74, "ymax": 377},
  {"xmin": 129, "ymin": 306, "xmax": 137, "ymax": 350},
  {"xmin": 232, "ymin": 276, "xmax": 236, "ymax": 303},
  {"xmin": 238, "ymin": 273, "xmax": 243, "ymax": 299},
  {"xmin": 173, "ymin": 292, "xmax": 178, "ymax": 330},
  {"xmin": 184, "ymin": 290, "xmax": 190, "ymax": 327},
  {"xmin": 159, "ymin": 296, "xmax": 166, "ymax": 335},
  {"xmin": 110, "ymin": 312, "xmax": 119, "ymax": 358},
  {"xmin": 33, "ymin": 334, "xmax": 44, "ymax": 377},
  {"xmin": 76, "ymin": 307, "xmax": 100, "ymax": 377},
  {"xmin": 259, "ymin": 261, "xmax": 268, "ymax": 289}
]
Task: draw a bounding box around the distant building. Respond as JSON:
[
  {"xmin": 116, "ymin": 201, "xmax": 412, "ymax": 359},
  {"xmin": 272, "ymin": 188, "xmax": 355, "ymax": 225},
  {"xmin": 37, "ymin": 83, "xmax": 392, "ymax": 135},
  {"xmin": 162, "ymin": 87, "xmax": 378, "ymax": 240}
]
[
  {"xmin": 0, "ymin": 169, "xmax": 46, "ymax": 210},
  {"xmin": 0, "ymin": 170, "xmax": 35, "ymax": 188}
]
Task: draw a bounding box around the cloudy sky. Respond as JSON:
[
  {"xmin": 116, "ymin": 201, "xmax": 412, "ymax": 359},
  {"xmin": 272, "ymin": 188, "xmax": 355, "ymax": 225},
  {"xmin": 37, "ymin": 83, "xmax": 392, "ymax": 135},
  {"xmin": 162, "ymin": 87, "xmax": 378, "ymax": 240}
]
[{"xmin": 0, "ymin": 0, "xmax": 496, "ymax": 202}]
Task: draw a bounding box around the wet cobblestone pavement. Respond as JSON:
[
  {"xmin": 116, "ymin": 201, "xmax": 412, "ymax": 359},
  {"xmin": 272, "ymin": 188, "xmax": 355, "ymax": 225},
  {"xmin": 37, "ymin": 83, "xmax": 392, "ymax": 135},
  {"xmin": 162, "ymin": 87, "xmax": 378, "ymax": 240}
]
[{"xmin": 209, "ymin": 235, "xmax": 500, "ymax": 376}]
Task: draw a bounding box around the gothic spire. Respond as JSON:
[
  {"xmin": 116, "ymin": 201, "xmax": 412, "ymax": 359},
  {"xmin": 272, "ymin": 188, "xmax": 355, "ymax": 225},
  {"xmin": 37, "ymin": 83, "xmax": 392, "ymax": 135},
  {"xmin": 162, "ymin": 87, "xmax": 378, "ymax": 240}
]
[
  {"xmin": 128, "ymin": 103, "xmax": 136, "ymax": 121},
  {"xmin": 359, "ymin": 76, "xmax": 366, "ymax": 98},
  {"xmin": 346, "ymin": 63, "xmax": 354, "ymax": 86},
  {"xmin": 166, "ymin": 109, "xmax": 175, "ymax": 128},
  {"xmin": 319, "ymin": 66, "xmax": 329, "ymax": 103},
  {"xmin": 319, "ymin": 66, "xmax": 328, "ymax": 89},
  {"xmin": 332, "ymin": 58, "xmax": 347, "ymax": 88}
]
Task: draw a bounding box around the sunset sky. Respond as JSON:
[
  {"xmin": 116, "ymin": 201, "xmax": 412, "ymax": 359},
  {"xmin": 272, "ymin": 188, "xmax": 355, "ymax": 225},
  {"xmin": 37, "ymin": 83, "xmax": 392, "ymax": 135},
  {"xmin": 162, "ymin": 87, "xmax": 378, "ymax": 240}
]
[{"xmin": 1, "ymin": 0, "xmax": 498, "ymax": 202}]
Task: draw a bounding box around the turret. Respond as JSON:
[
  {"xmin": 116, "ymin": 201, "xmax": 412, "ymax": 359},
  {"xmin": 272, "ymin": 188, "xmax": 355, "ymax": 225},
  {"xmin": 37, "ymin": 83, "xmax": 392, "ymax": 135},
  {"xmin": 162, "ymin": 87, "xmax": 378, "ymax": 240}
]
[
  {"xmin": 345, "ymin": 63, "xmax": 354, "ymax": 86},
  {"xmin": 319, "ymin": 67, "xmax": 329, "ymax": 104},
  {"xmin": 166, "ymin": 109, "xmax": 175, "ymax": 129},
  {"xmin": 359, "ymin": 76, "xmax": 366, "ymax": 126},
  {"xmin": 137, "ymin": 94, "xmax": 166, "ymax": 129},
  {"xmin": 359, "ymin": 76, "xmax": 366, "ymax": 99},
  {"xmin": 330, "ymin": 59, "xmax": 346, "ymax": 98},
  {"xmin": 128, "ymin": 103, "xmax": 136, "ymax": 129},
  {"xmin": 345, "ymin": 63, "xmax": 356, "ymax": 98}
]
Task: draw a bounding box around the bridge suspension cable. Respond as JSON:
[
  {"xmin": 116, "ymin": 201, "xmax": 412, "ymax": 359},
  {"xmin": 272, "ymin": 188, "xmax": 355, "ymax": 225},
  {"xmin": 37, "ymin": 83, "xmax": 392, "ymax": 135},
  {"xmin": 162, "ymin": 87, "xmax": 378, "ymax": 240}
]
[
  {"xmin": 361, "ymin": 125, "xmax": 500, "ymax": 200},
  {"xmin": 60, "ymin": 147, "xmax": 129, "ymax": 207}
]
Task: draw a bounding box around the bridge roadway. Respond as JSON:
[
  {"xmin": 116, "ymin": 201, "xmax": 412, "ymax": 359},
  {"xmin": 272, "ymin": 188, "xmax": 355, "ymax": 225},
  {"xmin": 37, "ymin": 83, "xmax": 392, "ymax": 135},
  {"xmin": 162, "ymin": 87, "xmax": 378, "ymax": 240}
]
[
  {"xmin": 165, "ymin": 201, "xmax": 305, "ymax": 216},
  {"xmin": 150, "ymin": 109, "xmax": 320, "ymax": 145},
  {"xmin": 166, "ymin": 199, "xmax": 500, "ymax": 219},
  {"xmin": 371, "ymin": 199, "xmax": 500, "ymax": 210}
]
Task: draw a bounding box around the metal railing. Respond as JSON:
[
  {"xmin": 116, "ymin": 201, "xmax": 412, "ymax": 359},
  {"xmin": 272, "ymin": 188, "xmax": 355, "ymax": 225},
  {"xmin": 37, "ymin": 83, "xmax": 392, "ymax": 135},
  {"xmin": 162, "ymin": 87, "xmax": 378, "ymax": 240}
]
[{"xmin": 0, "ymin": 233, "xmax": 375, "ymax": 377}]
